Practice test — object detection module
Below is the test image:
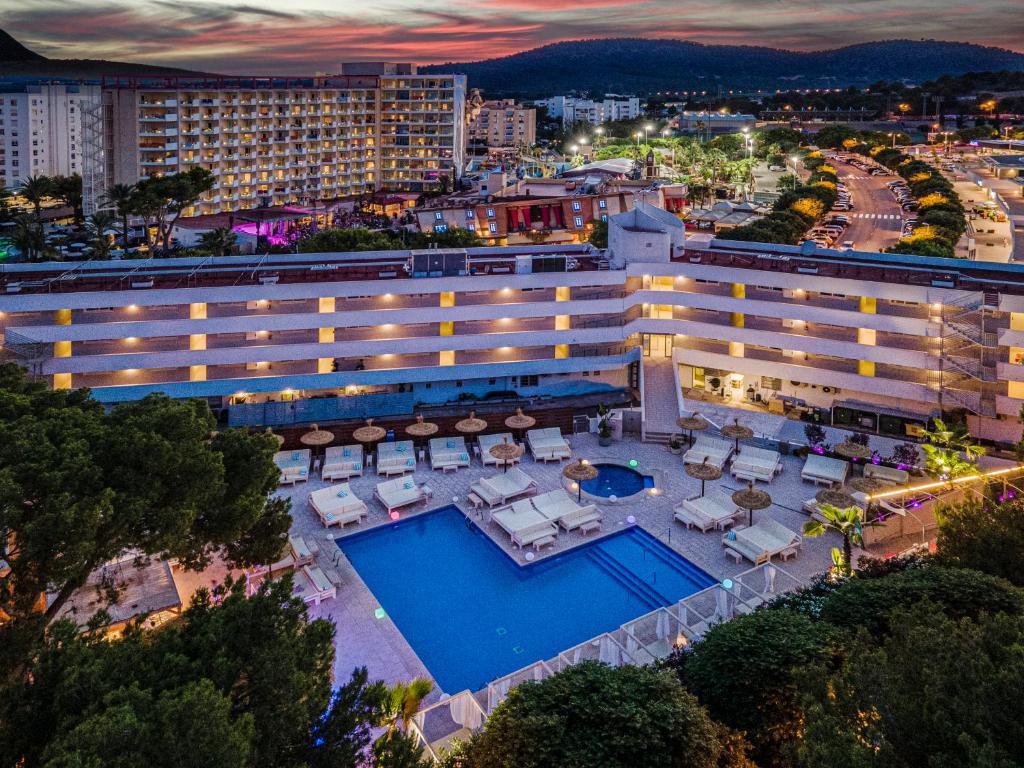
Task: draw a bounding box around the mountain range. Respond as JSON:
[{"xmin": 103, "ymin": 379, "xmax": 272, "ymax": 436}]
[{"xmin": 421, "ymin": 38, "xmax": 1024, "ymax": 96}]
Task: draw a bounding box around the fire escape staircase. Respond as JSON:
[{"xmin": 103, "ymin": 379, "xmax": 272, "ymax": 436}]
[{"xmin": 938, "ymin": 291, "xmax": 1000, "ymax": 417}]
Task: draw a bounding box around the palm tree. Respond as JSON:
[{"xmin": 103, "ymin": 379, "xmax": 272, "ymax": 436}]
[
  {"xmin": 102, "ymin": 182, "xmax": 137, "ymax": 250},
  {"xmin": 18, "ymin": 175, "xmax": 52, "ymax": 220},
  {"xmin": 86, "ymin": 211, "xmax": 117, "ymax": 260},
  {"xmin": 378, "ymin": 677, "xmax": 433, "ymax": 734},
  {"xmin": 802, "ymin": 503, "xmax": 871, "ymax": 575},
  {"xmin": 921, "ymin": 418, "xmax": 984, "ymax": 480},
  {"xmin": 197, "ymin": 226, "xmax": 238, "ymax": 257},
  {"xmin": 51, "ymin": 174, "xmax": 83, "ymax": 225},
  {"xmin": 10, "ymin": 215, "xmax": 44, "ymax": 261}
]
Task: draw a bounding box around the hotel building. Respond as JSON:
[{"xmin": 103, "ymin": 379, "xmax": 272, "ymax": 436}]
[
  {"xmin": 98, "ymin": 64, "xmax": 465, "ymax": 217},
  {"xmin": 2, "ymin": 203, "xmax": 1023, "ymax": 443},
  {"xmin": 466, "ymin": 96, "xmax": 536, "ymax": 152}
]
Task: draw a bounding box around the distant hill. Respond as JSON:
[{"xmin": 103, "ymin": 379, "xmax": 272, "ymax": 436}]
[
  {"xmin": 422, "ymin": 38, "xmax": 1024, "ymax": 97},
  {"xmin": 0, "ymin": 28, "xmax": 213, "ymax": 80}
]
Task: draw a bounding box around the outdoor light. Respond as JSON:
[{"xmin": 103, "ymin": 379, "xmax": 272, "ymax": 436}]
[
  {"xmin": 628, "ymin": 459, "xmax": 638, "ymax": 468},
  {"xmin": 374, "ymin": 607, "xmax": 386, "ymax": 620},
  {"xmin": 581, "ymin": 458, "xmax": 590, "ymax": 465},
  {"xmin": 625, "ymin": 514, "xmax": 635, "ymax": 524},
  {"xmin": 722, "ymin": 579, "xmax": 734, "ymax": 590},
  {"xmin": 525, "ymin": 551, "xmax": 535, "ymax": 562},
  {"xmin": 389, "ymin": 510, "xmax": 400, "ymax": 521}
]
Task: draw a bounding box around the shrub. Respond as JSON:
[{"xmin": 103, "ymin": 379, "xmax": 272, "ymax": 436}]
[{"xmin": 936, "ymin": 498, "xmax": 1024, "ymax": 586}]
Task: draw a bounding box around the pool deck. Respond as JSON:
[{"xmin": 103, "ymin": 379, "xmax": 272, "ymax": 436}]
[{"xmin": 276, "ymin": 422, "xmax": 861, "ymax": 697}]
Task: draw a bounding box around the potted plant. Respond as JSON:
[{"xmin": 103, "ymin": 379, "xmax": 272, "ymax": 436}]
[
  {"xmin": 668, "ymin": 435, "xmax": 683, "ymax": 455},
  {"xmin": 598, "ymin": 417, "xmax": 613, "ymax": 447}
]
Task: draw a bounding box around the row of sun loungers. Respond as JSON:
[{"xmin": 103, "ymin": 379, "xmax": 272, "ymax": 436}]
[{"xmin": 491, "ymin": 489, "xmax": 603, "ymax": 549}]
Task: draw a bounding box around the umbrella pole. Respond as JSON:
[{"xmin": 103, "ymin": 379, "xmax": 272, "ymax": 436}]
[
  {"xmin": 748, "ymin": 507, "xmax": 753, "ymax": 527},
  {"xmin": 701, "ymin": 478, "xmax": 706, "ymax": 496}
]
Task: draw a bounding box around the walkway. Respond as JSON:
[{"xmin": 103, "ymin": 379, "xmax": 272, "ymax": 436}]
[{"xmin": 642, "ymin": 357, "xmax": 682, "ymax": 435}]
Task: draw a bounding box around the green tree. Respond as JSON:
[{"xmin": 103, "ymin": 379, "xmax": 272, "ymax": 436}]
[
  {"xmin": 378, "ymin": 678, "xmax": 434, "ymax": 735},
  {"xmin": 0, "ymin": 364, "xmax": 290, "ymax": 629},
  {"xmin": 802, "ymin": 504, "xmax": 869, "ymax": 575},
  {"xmin": 586, "ymin": 218, "xmax": 609, "ymax": 248},
  {"xmin": 50, "ymin": 174, "xmax": 84, "ymax": 225},
  {"xmin": 10, "ymin": 214, "xmax": 45, "ymax": 261},
  {"xmin": 18, "ymin": 174, "xmax": 52, "ymax": 221},
  {"xmin": 102, "ymin": 182, "xmax": 138, "ymax": 251},
  {"xmin": 458, "ymin": 661, "xmax": 746, "ymax": 768},
  {"xmin": 674, "ymin": 608, "xmax": 837, "ymax": 767},
  {"xmin": 799, "ymin": 606, "xmax": 1024, "ymax": 768},
  {"xmin": 936, "ymin": 498, "xmax": 1024, "ymax": 586},
  {"xmin": 198, "ymin": 226, "xmax": 239, "ymax": 257},
  {"xmin": 134, "ymin": 168, "xmax": 215, "ymax": 252},
  {"xmin": 920, "ymin": 417, "xmax": 984, "ymax": 479},
  {"xmin": 85, "ymin": 210, "xmax": 116, "ymax": 260}
]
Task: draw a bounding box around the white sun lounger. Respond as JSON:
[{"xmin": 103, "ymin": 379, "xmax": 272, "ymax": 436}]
[
  {"xmin": 526, "ymin": 427, "xmax": 572, "ymax": 462},
  {"xmin": 531, "ymin": 489, "xmax": 602, "ymax": 533},
  {"xmin": 377, "ymin": 440, "xmax": 417, "ymax": 476},
  {"xmin": 294, "ymin": 564, "xmax": 336, "ymax": 606},
  {"xmin": 309, "ymin": 483, "xmax": 369, "ymax": 528},
  {"xmin": 730, "ymin": 446, "xmax": 782, "ymax": 483},
  {"xmin": 274, "ymin": 449, "xmax": 312, "ymax": 485},
  {"xmin": 492, "ymin": 503, "xmax": 558, "ymax": 549},
  {"xmin": 682, "ymin": 436, "xmax": 732, "ymax": 469},
  {"xmin": 674, "ymin": 489, "xmax": 742, "ymax": 532},
  {"xmin": 478, "ymin": 433, "xmax": 519, "ymax": 467},
  {"xmin": 375, "ymin": 476, "xmax": 429, "ymax": 513},
  {"xmin": 723, "ymin": 519, "xmax": 801, "ymax": 564},
  {"xmin": 470, "ymin": 467, "xmax": 538, "ymax": 507},
  {"xmin": 801, "ymin": 454, "xmax": 849, "ymax": 486},
  {"xmin": 429, "ymin": 436, "xmax": 471, "ymax": 472},
  {"xmin": 322, "ymin": 444, "xmax": 364, "ymax": 481}
]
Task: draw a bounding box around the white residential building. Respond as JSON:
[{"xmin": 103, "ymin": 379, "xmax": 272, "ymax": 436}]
[
  {"xmin": 0, "ymin": 83, "xmax": 102, "ymax": 189},
  {"xmin": 536, "ymin": 95, "xmax": 642, "ymax": 127},
  {"xmin": 2, "ymin": 206, "xmax": 1023, "ymax": 444}
]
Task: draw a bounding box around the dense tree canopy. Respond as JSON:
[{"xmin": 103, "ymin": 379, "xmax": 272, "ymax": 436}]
[{"xmin": 936, "ymin": 498, "xmax": 1024, "ymax": 586}]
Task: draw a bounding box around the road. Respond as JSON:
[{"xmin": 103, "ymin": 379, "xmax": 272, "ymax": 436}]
[{"xmin": 832, "ymin": 159, "xmax": 905, "ymax": 252}]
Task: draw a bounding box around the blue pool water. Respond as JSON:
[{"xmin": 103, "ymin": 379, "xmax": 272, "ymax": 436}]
[
  {"xmin": 338, "ymin": 506, "xmax": 715, "ymax": 693},
  {"xmin": 581, "ymin": 463, "xmax": 655, "ymax": 498}
]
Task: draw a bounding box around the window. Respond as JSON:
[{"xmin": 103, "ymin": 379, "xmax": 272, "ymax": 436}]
[
  {"xmin": 489, "ymin": 222, "xmax": 498, "ymax": 234},
  {"xmin": 465, "ymin": 209, "xmax": 474, "ymax": 219},
  {"xmin": 433, "ymin": 224, "xmax": 448, "ymax": 233},
  {"xmin": 600, "ymin": 214, "xmax": 607, "ymax": 222},
  {"xmin": 571, "ymin": 200, "xmax": 582, "ymax": 212},
  {"xmin": 486, "ymin": 207, "xmax": 495, "ymax": 218},
  {"xmin": 434, "ymin": 211, "xmax": 443, "ymax": 220},
  {"xmin": 573, "ymin": 216, "xmax": 583, "ymax": 228},
  {"xmin": 598, "ymin": 198, "xmax": 607, "ymax": 209}
]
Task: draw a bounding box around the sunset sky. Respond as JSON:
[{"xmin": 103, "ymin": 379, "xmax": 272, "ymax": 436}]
[{"xmin": 3, "ymin": 0, "xmax": 1022, "ymax": 73}]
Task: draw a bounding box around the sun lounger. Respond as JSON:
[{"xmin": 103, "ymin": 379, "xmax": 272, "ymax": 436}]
[
  {"xmin": 322, "ymin": 444, "xmax": 364, "ymax": 481},
  {"xmin": 374, "ymin": 476, "xmax": 428, "ymax": 513},
  {"xmin": 674, "ymin": 489, "xmax": 742, "ymax": 532},
  {"xmin": 730, "ymin": 446, "xmax": 782, "ymax": 483},
  {"xmin": 288, "ymin": 534, "xmax": 315, "ymax": 567},
  {"xmin": 294, "ymin": 564, "xmax": 336, "ymax": 606},
  {"xmin": 526, "ymin": 427, "xmax": 572, "ymax": 462},
  {"xmin": 274, "ymin": 449, "xmax": 312, "ymax": 485},
  {"xmin": 682, "ymin": 436, "xmax": 733, "ymax": 469},
  {"xmin": 532, "ymin": 489, "xmax": 602, "ymax": 532},
  {"xmin": 479, "ymin": 433, "xmax": 519, "ymax": 467},
  {"xmin": 470, "ymin": 467, "xmax": 538, "ymax": 507},
  {"xmin": 492, "ymin": 503, "xmax": 558, "ymax": 549},
  {"xmin": 801, "ymin": 454, "xmax": 849, "ymax": 486},
  {"xmin": 863, "ymin": 463, "xmax": 909, "ymax": 485},
  {"xmin": 723, "ymin": 519, "xmax": 801, "ymax": 564},
  {"xmin": 429, "ymin": 436, "xmax": 471, "ymax": 472},
  {"xmin": 376, "ymin": 440, "xmax": 417, "ymax": 476},
  {"xmin": 309, "ymin": 483, "xmax": 369, "ymax": 528}
]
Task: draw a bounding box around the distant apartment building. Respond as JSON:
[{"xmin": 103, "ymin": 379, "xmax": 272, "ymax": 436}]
[
  {"xmin": 537, "ymin": 95, "xmax": 642, "ymax": 127},
  {"xmin": 0, "ymin": 83, "xmax": 101, "ymax": 190},
  {"xmin": 672, "ymin": 112, "xmax": 757, "ymax": 135},
  {"xmin": 466, "ymin": 93, "xmax": 536, "ymax": 153},
  {"xmin": 97, "ymin": 64, "xmax": 465, "ymax": 217}
]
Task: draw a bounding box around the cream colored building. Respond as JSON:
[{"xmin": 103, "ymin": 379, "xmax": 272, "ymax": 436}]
[{"xmin": 466, "ymin": 94, "xmax": 536, "ymax": 152}]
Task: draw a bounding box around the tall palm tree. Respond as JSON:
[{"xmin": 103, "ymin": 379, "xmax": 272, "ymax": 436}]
[
  {"xmin": 86, "ymin": 211, "xmax": 117, "ymax": 260},
  {"xmin": 378, "ymin": 678, "xmax": 433, "ymax": 734},
  {"xmin": 11, "ymin": 215, "xmax": 44, "ymax": 261},
  {"xmin": 921, "ymin": 418, "xmax": 984, "ymax": 480},
  {"xmin": 51, "ymin": 174, "xmax": 83, "ymax": 225},
  {"xmin": 197, "ymin": 226, "xmax": 238, "ymax": 257},
  {"xmin": 802, "ymin": 503, "xmax": 872, "ymax": 575},
  {"xmin": 102, "ymin": 182, "xmax": 137, "ymax": 250},
  {"xmin": 19, "ymin": 175, "xmax": 52, "ymax": 221}
]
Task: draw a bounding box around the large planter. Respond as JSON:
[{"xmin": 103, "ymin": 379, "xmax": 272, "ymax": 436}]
[{"xmin": 598, "ymin": 435, "xmax": 613, "ymax": 447}]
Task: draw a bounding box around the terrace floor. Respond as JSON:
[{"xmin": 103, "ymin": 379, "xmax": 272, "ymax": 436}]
[{"xmin": 276, "ymin": 424, "xmax": 861, "ymax": 697}]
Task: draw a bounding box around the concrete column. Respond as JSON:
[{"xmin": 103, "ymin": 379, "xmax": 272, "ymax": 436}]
[{"xmin": 52, "ymin": 308, "xmax": 72, "ymax": 390}]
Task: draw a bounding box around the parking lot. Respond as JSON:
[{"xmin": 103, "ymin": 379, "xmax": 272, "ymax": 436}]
[{"xmin": 829, "ymin": 155, "xmax": 907, "ymax": 252}]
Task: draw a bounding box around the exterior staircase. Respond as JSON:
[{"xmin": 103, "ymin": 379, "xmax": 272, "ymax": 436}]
[{"xmin": 641, "ymin": 357, "xmax": 681, "ymax": 444}]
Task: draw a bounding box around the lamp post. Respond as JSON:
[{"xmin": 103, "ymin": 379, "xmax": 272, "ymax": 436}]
[
  {"xmin": 643, "ymin": 123, "xmax": 654, "ymax": 146},
  {"xmin": 788, "ymin": 154, "xmax": 800, "ymax": 189},
  {"xmin": 594, "ymin": 126, "xmax": 605, "ymax": 147},
  {"xmin": 886, "ymin": 131, "xmax": 897, "ymax": 149}
]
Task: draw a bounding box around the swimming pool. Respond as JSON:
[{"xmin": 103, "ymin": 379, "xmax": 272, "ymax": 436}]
[
  {"xmin": 338, "ymin": 506, "xmax": 715, "ymax": 693},
  {"xmin": 581, "ymin": 463, "xmax": 655, "ymax": 498}
]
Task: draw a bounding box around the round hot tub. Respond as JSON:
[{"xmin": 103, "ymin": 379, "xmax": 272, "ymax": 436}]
[{"xmin": 580, "ymin": 463, "xmax": 655, "ymax": 499}]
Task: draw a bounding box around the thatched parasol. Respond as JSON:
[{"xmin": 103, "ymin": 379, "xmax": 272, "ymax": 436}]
[
  {"xmin": 488, "ymin": 439, "xmax": 523, "ymax": 473},
  {"xmin": 504, "ymin": 407, "xmax": 536, "ymax": 435},
  {"xmin": 405, "ymin": 414, "xmax": 438, "ymax": 447},
  {"xmin": 685, "ymin": 458, "xmax": 723, "ymax": 496},
  {"xmin": 815, "ymin": 487, "xmax": 858, "ymax": 510},
  {"xmin": 676, "ymin": 412, "xmax": 709, "ymax": 446},
  {"xmin": 563, "ymin": 458, "xmax": 599, "ymax": 502},
  {"xmin": 732, "ymin": 480, "xmax": 772, "ymax": 527},
  {"xmin": 834, "ymin": 440, "xmax": 872, "ymax": 461},
  {"xmin": 455, "ymin": 411, "xmax": 488, "ymax": 447},
  {"xmin": 265, "ymin": 427, "xmax": 285, "ymax": 447},
  {"xmin": 300, "ymin": 423, "xmax": 334, "ymax": 455},
  {"xmin": 352, "ymin": 419, "xmax": 387, "ymax": 459},
  {"xmin": 848, "ymin": 475, "xmax": 885, "ymax": 494},
  {"xmin": 721, "ymin": 418, "xmax": 754, "ymax": 454}
]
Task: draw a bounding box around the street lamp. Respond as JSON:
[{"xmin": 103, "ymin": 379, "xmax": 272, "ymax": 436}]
[
  {"xmin": 634, "ymin": 131, "xmax": 642, "ymax": 148},
  {"xmin": 788, "ymin": 154, "xmax": 800, "ymax": 189},
  {"xmin": 886, "ymin": 131, "xmax": 898, "ymax": 149}
]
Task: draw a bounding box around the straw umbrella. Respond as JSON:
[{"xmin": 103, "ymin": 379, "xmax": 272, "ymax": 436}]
[
  {"xmin": 300, "ymin": 423, "xmax": 334, "ymax": 457},
  {"xmin": 834, "ymin": 440, "xmax": 872, "ymax": 462},
  {"xmin": 563, "ymin": 458, "xmax": 599, "ymax": 502},
  {"xmin": 848, "ymin": 476, "xmax": 885, "ymax": 495},
  {"xmin": 352, "ymin": 418, "xmax": 387, "ymax": 461},
  {"xmin": 455, "ymin": 410, "xmax": 488, "ymax": 450},
  {"xmin": 405, "ymin": 414, "xmax": 438, "ymax": 452},
  {"xmin": 732, "ymin": 480, "xmax": 772, "ymax": 527},
  {"xmin": 504, "ymin": 408, "xmax": 536, "ymax": 441},
  {"xmin": 721, "ymin": 418, "xmax": 754, "ymax": 455},
  {"xmin": 815, "ymin": 487, "xmax": 858, "ymax": 510},
  {"xmin": 685, "ymin": 458, "xmax": 722, "ymax": 496},
  {"xmin": 265, "ymin": 426, "xmax": 285, "ymax": 448},
  {"xmin": 676, "ymin": 412, "xmax": 708, "ymax": 447},
  {"xmin": 488, "ymin": 439, "xmax": 523, "ymax": 473}
]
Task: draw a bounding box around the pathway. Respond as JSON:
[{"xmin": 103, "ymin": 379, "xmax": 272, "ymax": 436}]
[{"xmin": 642, "ymin": 357, "xmax": 682, "ymax": 437}]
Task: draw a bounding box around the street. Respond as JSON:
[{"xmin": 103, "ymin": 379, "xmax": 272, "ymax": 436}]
[{"xmin": 833, "ymin": 160, "xmax": 905, "ymax": 252}]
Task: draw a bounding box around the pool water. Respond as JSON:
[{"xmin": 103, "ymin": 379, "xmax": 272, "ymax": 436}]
[
  {"xmin": 338, "ymin": 506, "xmax": 714, "ymax": 693},
  {"xmin": 581, "ymin": 463, "xmax": 655, "ymax": 498}
]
